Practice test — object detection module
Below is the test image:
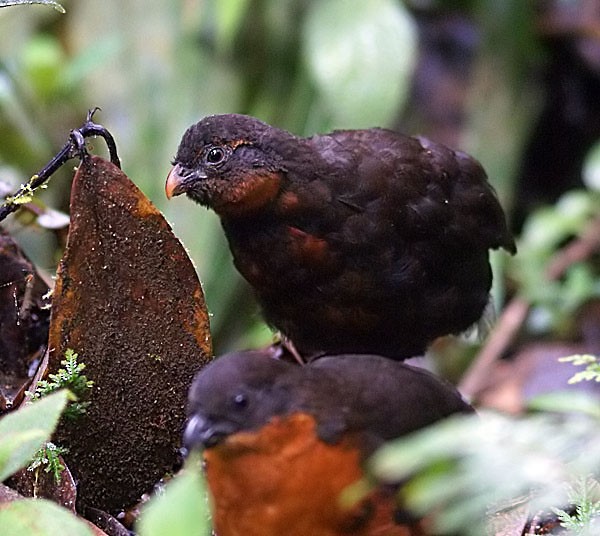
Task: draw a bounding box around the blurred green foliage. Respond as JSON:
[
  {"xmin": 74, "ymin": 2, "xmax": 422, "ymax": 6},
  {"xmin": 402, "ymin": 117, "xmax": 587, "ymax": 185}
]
[
  {"xmin": 0, "ymin": 390, "xmax": 92, "ymax": 536},
  {"xmin": 0, "ymin": 390, "xmax": 68, "ymax": 481},
  {"xmin": 137, "ymin": 455, "xmax": 210, "ymax": 536},
  {"xmin": 370, "ymin": 393, "xmax": 600, "ymax": 535},
  {"xmin": 0, "ymin": 499, "xmax": 93, "ymax": 536},
  {"xmin": 553, "ymin": 477, "xmax": 600, "ymax": 535},
  {"xmin": 512, "ymin": 190, "xmax": 600, "ymax": 336}
]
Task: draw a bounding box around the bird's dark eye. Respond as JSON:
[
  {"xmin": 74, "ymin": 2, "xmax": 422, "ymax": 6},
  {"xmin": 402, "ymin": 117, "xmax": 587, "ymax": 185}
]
[
  {"xmin": 233, "ymin": 393, "xmax": 248, "ymax": 408},
  {"xmin": 205, "ymin": 147, "xmax": 227, "ymax": 165}
]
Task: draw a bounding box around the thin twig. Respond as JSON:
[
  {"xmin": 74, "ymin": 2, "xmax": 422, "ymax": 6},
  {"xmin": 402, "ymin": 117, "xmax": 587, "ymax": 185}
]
[
  {"xmin": 545, "ymin": 215, "xmax": 600, "ymax": 280},
  {"xmin": 459, "ymin": 297, "xmax": 530, "ymax": 399},
  {"xmin": 0, "ymin": 108, "xmax": 120, "ymax": 223}
]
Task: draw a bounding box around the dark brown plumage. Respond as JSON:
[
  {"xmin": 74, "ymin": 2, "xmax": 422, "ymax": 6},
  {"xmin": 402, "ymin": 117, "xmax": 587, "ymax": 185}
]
[
  {"xmin": 167, "ymin": 114, "xmax": 515, "ymax": 359},
  {"xmin": 184, "ymin": 350, "xmax": 473, "ymax": 536}
]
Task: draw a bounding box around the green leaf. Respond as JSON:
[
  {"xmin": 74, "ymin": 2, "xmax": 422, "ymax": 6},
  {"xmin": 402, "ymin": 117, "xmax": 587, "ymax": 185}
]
[
  {"xmin": 303, "ymin": 0, "xmax": 417, "ymax": 128},
  {"xmin": 0, "ymin": 0, "xmax": 65, "ymax": 11},
  {"xmin": 527, "ymin": 391, "xmax": 600, "ymax": 419},
  {"xmin": 370, "ymin": 414, "xmax": 477, "ymax": 481},
  {"xmin": 0, "ymin": 390, "xmax": 69, "ymax": 481},
  {"xmin": 137, "ymin": 457, "xmax": 211, "ymax": 536},
  {"xmin": 0, "ymin": 499, "xmax": 93, "ymax": 536},
  {"xmin": 369, "ymin": 409, "xmax": 600, "ymax": 535}
]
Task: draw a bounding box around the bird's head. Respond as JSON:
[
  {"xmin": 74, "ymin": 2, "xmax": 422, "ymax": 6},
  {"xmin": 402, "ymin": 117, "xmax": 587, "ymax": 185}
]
[
  {"xmin": 166, "ymin": 114, "xmax": 291, "ymax": 218},
  {"xmin": 183, "ymin": 351, "xmax": 293, "ymax": 452}
]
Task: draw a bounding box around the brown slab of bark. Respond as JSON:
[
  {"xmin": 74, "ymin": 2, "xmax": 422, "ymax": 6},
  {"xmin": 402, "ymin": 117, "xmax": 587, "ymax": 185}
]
[{"xmin": 47, "ymin": 156, "xmax": 212, "ymax": 513}]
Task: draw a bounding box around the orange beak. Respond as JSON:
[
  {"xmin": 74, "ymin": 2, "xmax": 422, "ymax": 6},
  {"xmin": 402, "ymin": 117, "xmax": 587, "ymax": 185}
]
[{"xmin": 165, "ymin": 164, "xmax": 185, "ymax": 199}]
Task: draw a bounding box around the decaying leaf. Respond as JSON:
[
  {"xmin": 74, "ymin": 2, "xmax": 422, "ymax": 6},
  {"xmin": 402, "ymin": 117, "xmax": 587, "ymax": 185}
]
[
  {"xmin": 85, "ymin": 506, "xmax": 133, "ymax": 536},
  {"xmin": 8, "ymin": 456, "xmax": 77, "ymax": 511},
  {"xmin": 0, "ymin": 483, "xmax": 22, "ymax": 503},
  {"xmin": 0, "ymin": 229, "xmax": 51, "ymax": 411},
  {"xmin": 47, "ymin": 156, "xmax": 212, "ymax": 513}
]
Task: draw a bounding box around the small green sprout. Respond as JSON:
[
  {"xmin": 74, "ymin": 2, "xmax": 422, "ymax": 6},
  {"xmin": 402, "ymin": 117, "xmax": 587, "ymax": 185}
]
[
  {"xmin": 3, "ymin": 179, "xmax": 36, "ymax": 205},
  {"xmin": 28, "ymin": 442, "xmax": 69, "ymax": 485},
  {"xmin": 553, "ymin": 477, "xmax": 600, "ymax": 535},
  {"xmin": 29, "ymin": 349, "xmax": 94, "ymax": 420},
  {"xmin": 559, "ymin": 354, "xmax": 600, "ymax": 384}
]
